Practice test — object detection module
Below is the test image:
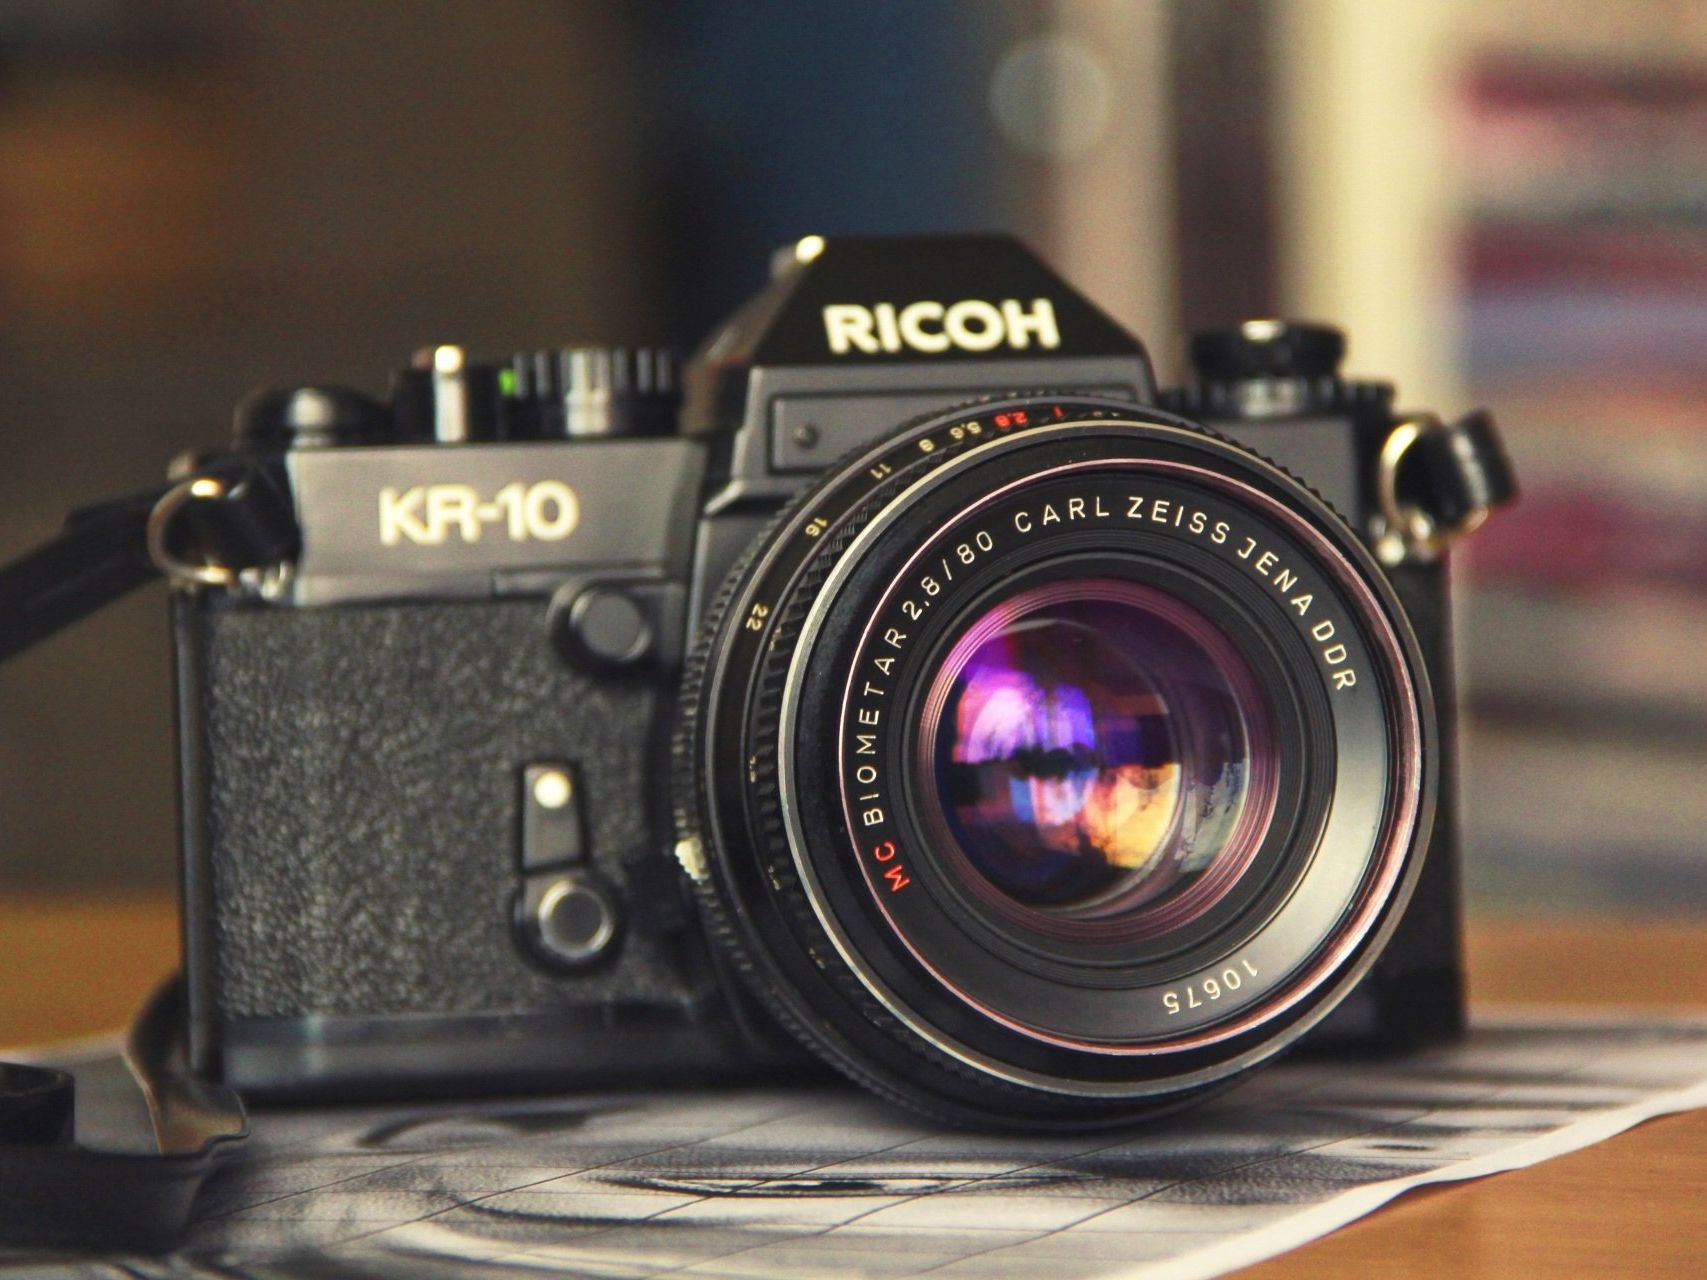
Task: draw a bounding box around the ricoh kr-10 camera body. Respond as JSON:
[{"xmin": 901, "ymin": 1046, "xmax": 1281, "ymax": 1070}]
[{"xmin": 161, "ymin": 235, "xmax": 1513, "ymax": 1128}]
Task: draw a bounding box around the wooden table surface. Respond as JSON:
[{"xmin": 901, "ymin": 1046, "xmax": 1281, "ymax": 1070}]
[{"xmin": 4, "ymin": 894, "xmax": 1705, "ymax": 1276}]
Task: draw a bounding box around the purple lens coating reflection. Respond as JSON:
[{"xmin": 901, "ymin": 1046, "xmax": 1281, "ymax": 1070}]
[{"xmin": 920, "ymin": 579, "xmax": 1278, "ymax": 944}]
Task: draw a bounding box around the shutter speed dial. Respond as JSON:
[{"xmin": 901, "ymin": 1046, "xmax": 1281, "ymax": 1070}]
[
  {"xmin": 507, "ymin": 347, "xmax": 679, "ymax": 439},
  {"xmin": 237, "ymin": 345, "xmax": 681, "ymax": 445}
]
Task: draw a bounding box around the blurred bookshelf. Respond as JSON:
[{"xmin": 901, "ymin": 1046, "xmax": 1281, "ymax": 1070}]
[{"xmin": 1279, "ymin": 0, "xmax": 1707, "ymax": 914}]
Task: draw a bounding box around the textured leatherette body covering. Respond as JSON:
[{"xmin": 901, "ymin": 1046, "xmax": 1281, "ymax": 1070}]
[{"xmin": 186, "ymin": 598, "xmax": 699, "ymax": 1020}]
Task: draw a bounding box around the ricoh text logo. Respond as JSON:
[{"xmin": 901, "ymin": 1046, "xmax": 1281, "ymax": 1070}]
[
  {"xmin": 379, "ymin": 481, "xmax": 579, "ymax": 546},
  {"xmin": 822, "ymin": 298, "xmax": 1060, "ymax": 356}
]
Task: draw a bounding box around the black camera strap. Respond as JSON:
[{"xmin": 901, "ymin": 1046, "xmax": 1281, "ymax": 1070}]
[
  {"xmin": 0, "ymin": 484, "xmax": 168, "ymax": 665},
  {"xmin": 0, "ymin": 982, "xmax": 248, "ymax": 1251},
  {"xmin": 0, "ymin": 466, "xmax": 299, "ymax": 1250},
  {"xmin": 0, "ymin": 459, "xmax": 298, "ymax": 665}
]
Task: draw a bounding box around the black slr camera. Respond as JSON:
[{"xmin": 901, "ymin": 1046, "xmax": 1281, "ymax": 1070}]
[{"xmin": 144, "ymin": 235, "xmax": 1513, "ymax": 1129}]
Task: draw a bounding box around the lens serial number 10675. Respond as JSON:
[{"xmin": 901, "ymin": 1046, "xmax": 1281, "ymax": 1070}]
[{"xmin": 1164, "ymin": 958, "xmax": 1259, "ymax": 1015}]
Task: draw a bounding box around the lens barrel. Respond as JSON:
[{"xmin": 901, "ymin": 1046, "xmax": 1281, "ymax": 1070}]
[{"xmin": 676, "ymin": 396, "xmax": 1433, "ymax": 1128}]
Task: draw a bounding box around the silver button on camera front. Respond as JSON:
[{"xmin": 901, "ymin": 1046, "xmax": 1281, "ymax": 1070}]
[{"xmin": 516, "ymin": 871, "xmax": 622, "ymax": 971}]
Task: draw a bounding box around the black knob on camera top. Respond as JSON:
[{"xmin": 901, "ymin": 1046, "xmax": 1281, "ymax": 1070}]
[
  {"xmin": 234, "ymin": 385, "xmax": 390, "ymax": 448},
  {"xmin": 1189, "ymin": 320, "xmax": 1346, "ymax": 383},
  {"xmin": 507, "ymin": 347, "xmax": 679, "ymax": 439},
  {"xmin": 1166, "ymin": 319, "xmax": 1391, "ymax": 423}
]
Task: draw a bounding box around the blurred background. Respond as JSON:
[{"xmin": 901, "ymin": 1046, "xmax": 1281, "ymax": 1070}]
[{"xmin": 2, "ymin": 0, "xmax": 1703, "ymax": 929}]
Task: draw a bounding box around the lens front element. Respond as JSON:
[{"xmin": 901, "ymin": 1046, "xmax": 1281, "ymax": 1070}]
[{"xmin": 922, "ymin": 579, "xmax": 1277, "ymax": 945}]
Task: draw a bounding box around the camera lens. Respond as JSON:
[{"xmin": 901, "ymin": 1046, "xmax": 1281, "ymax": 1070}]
[
  {"xmin": 679, "ymin": 396, "xmax": 1433, "ymax": 1128},
  {"xmin": 920, "ymin": 579, "xmax": 1276, "ymax": 944}
]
